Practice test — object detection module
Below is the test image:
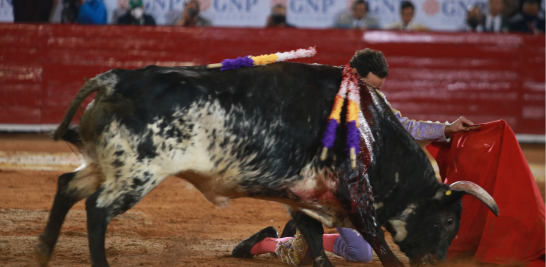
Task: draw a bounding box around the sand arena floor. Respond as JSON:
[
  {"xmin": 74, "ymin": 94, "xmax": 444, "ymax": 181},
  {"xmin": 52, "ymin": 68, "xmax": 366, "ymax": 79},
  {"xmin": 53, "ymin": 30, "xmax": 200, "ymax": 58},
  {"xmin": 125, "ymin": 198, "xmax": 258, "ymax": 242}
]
[{"xmin": 0, "ymin": 133, "xmax": 544, "ymax": 267}]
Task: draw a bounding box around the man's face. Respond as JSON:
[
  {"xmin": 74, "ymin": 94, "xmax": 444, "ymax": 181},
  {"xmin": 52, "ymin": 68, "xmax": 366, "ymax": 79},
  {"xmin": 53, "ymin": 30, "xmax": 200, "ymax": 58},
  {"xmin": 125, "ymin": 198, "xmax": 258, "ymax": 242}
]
[
  {"xmin": 118, "ymin": 0, "xmax": 129, "ymax": 9},
  {"xmin": 361, "ymin": 72, "xmax": 386, "ymax": 90},
  {"xmin": 353, "ymin": 3, "xmax": 368, "ymax": 20},
  {"xmin": 489, "ymin": 0, "xmax": 504, "ymax": 16},
  {"xmin": 522, "ymin": 2, "xmax": 539, "ymax": 16},
  {"xmin": 401, "ymin": 7, "xmax": 414, "ymax": 25},
  {"xmin": 467, "ymin": 7, "xmax": 482, "ymax": 20},
  {"xmin": 185, "ymin": 1, "xmax": 200, "ymax": 16}
]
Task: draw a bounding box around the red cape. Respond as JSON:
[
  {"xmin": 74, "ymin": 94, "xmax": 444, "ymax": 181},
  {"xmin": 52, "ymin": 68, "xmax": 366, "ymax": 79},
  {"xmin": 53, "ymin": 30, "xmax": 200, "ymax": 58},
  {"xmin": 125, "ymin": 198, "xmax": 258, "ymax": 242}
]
[{"xmin": 427, "ymin": 120, "xmax": 545, "ymax": 265}]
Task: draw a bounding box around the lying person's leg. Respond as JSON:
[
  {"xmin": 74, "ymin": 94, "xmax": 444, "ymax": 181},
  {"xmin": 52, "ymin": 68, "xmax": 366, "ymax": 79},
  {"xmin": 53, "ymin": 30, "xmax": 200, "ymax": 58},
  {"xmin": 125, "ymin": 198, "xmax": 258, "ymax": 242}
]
[
  {"xmin": 231, "ymin": 226, "xmax": 279, "ymax": 258},
  {"xmin": 333, "ymin": 227, "xmax": 373, "ymax": 263},
  {"xmin": 233, "ymin": 223, "xmax": 372, "ymax": 264},
  {"xmin": 279, "ymin": 220, "xmax": 373, "ymax": 263},
  {"xmin": 232, "ymin": 226, "xmax": 311, "ymax": 265}
]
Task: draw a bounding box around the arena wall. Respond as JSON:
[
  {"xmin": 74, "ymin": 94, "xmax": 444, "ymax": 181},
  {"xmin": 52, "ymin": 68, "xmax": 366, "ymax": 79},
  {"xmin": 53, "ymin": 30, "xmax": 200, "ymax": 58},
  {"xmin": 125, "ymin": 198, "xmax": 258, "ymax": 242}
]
[{"xmin": 0, "ymin": 24, "xmax": 544, "ymax": 139}]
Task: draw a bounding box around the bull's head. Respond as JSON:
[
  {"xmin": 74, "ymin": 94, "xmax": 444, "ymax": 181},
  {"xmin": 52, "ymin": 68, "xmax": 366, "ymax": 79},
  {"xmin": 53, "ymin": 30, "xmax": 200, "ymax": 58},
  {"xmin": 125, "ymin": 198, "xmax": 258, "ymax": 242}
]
[{"xmin": 385, "ymin": 181, "xmax": 499, "ymax": 266}]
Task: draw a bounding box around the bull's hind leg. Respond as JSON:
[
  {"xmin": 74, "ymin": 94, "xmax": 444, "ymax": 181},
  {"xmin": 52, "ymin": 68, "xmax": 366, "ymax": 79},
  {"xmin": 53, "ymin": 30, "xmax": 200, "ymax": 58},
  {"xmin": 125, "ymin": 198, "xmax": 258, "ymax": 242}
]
[
  {"xmin": 84, "ymin": 168, "xmax": 168, "ymax": 267},
  {"xmin": 35, "ymin": 164, "xmax": 103, "ymax": 267},
  {"xmin": 289, "ymin": 209, "xmax": 335, "ymax": 267}
]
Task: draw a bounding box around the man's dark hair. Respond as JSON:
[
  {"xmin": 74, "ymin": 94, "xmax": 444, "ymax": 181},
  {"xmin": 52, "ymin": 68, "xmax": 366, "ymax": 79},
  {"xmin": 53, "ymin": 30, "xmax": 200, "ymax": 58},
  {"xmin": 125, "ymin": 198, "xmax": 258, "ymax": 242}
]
[
  {"xmin": 272, "ymin": 3, "xmax": 286, "ymax": 10},
  {"xmin": 349, "ymin": 48, "xmax": 389, "ymax": 78},
  {"xmin": 61, "ymin": 0, "xmax": 81, "ymax": 23},
  {"xmin": 185, "ymin": 0, "xmax": 200, "ymax": 8},
  {"xmin": 401, "ymin": 1, "xmax": 415, "ymax": 11},
  {"xmin": 352, "ymin": 0, "xmax": 369, "ymax": 11}
]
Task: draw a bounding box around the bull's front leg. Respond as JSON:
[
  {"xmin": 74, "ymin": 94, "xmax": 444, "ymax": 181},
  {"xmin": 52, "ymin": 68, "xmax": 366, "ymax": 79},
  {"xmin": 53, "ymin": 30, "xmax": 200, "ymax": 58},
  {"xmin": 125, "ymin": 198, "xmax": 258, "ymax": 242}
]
[
  {"xmin": 335, "ymin": 168, "xmax": 405, "ymax": 267},
  {"xmin": 288, "ymin": 208, "xmax": 335, "ymax": 267}
]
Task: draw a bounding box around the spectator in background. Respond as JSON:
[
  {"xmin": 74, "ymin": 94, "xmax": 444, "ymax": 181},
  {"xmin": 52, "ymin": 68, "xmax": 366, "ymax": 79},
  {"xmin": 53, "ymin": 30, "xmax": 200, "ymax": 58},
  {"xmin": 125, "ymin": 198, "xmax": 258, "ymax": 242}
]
[
  {"xmin": 509, "ymin": 0, "xmax": 545, "ymax": 33},
  {"xmin": 482, "ymin": 0, "xmax": 509, "ymax": 32},
  {"xmin": 61, "ymin": 0, "xmax": 82, "ymax": 23},
  {"xmin": 117, "ymin": 0, "xmax": 156, "ymax": 26},
  {"xmin": 464, "ymin": 5, "xmax": 484, "ymax": 32},
  {"xmin": 385, "ymin": 1, "xmax": 426, "ymax": 30},
  {"xmin": 502, "ymin": 0, "xmax": 519, "ymax": 18},
  {"xmin": 513, "ymin": 0, "xmax": 544, "ymax": 17},
  {"xmin": 174, "ymin": 0, "xmax": 211, "ymax": 27},
  {"xmin": 112, "ymin": 0, "xmax": 129, "ymax": 24},
  {"xmin": 12, "ymin": 0, "xmax": 54, "ymax": 22},
  {"xmin": 266, "ymin": 4, "xmax": 294, "ymax": 27},
  {"xmin": 49, "ymin": 0, "xmax": 63, "ymax": 23},
  {"xmin": 76, "ymin": 0, "xmax": 107, "ymax": 25},
  {"xmin": 334, "ymin": 0, "xmax": 380, "ymax": 30}
]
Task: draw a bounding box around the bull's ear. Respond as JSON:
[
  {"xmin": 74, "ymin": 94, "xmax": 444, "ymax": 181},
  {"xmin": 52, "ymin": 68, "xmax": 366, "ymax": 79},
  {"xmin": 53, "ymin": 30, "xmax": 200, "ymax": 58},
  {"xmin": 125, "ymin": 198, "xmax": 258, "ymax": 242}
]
[{"xmin": 436, "ymin": 189, "xmax": 466, "ymax": 207}]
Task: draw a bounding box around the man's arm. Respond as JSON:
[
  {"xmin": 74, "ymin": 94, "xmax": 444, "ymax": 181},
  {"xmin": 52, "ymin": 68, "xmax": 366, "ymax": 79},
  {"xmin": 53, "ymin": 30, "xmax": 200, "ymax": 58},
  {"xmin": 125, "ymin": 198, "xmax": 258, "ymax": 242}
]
[
  {"xmin": 393, "ymin": 108, "xmax": 448, "ymax": 142},
  {"xmin": 377, "ymin": 90, "xmax": 474, "ymax": 142}
]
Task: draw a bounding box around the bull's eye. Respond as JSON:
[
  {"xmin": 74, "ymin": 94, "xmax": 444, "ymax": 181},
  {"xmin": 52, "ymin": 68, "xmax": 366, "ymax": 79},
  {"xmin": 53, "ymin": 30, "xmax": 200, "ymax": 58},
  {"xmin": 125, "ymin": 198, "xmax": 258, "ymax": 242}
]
[{"xmin": 447, "ymin": 218, "xmax": 453, "ymax": 226}]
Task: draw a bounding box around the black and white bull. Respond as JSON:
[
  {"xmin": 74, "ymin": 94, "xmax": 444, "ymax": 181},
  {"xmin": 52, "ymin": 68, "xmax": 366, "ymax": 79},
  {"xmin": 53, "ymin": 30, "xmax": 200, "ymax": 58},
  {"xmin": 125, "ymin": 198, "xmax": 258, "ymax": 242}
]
[{"xmin": 35, "ymin": 62, "xmax": 498, "ymax": 267}]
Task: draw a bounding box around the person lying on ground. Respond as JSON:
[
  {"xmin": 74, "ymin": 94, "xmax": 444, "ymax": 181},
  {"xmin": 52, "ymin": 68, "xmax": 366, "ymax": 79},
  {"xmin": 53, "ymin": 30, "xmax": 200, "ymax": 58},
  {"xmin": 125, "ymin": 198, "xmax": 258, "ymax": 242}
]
[{"xmin": 231, "ymin": 48, "xmax": 474, "ymax": 265}]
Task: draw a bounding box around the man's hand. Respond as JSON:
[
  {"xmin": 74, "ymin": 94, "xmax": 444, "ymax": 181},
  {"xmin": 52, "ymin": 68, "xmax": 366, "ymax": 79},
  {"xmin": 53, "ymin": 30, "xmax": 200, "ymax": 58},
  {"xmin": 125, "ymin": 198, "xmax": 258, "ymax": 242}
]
[{"xmin": 444, "ymin": 116, "xmax": 476, "ymax": 136}]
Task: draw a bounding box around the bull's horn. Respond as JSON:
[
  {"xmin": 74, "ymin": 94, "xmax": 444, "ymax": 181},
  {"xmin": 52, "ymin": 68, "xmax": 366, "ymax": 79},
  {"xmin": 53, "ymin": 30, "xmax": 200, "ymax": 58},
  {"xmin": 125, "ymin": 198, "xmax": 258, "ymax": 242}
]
[{"xmin": 449, "ymin": 181, "xmax": 499, "ymax": 217}]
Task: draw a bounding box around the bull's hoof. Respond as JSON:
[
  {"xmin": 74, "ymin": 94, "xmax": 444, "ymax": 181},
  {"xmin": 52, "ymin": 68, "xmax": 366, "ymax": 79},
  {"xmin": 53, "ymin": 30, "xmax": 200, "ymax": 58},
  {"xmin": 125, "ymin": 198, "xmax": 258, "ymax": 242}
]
[
  {"xmin": 232, "ymin": 226, "xmax": 278, "ymax": 258},
  {"xmin": 34, "ymin": 236, "xmax": 52, "ymax": 267}
]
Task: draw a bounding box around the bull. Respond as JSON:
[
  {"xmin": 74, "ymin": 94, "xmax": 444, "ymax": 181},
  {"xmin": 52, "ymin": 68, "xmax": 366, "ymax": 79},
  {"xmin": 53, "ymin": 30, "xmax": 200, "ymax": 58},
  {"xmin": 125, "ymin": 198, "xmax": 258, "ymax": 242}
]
[{"xmin": 35, "ymin": 62, "xmax": 498, "ymax": 267}]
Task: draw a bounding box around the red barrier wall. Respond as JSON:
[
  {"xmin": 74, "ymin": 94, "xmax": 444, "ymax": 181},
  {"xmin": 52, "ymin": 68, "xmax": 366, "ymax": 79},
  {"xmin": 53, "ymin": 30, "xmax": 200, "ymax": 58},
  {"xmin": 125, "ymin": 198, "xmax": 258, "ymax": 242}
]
[{"xmin": 1, "ymin": 24, "xmax": 544, "ymax": 136}]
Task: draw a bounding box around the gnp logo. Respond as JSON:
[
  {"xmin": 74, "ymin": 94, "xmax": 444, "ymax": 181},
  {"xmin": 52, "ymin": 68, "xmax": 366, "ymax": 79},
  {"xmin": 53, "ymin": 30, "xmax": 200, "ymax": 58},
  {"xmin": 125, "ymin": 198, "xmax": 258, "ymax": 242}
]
[
  {"xmin": 289, "ymin": 0, "xmax": 335, "ymax": 14},
  {"xmin": 351, "ymin": 0, "xmax": 398, "ymax": 16},
  {"xmin": 441, "ymin": 0, "xmax": 483, "ymax": 16},
  {"xmin": 212, "ymin": 0, "xmax": 259, "ymax": 12},
  {"xmin": 143, "ymin": 0, "xmax": 210, "ymax": 11}
]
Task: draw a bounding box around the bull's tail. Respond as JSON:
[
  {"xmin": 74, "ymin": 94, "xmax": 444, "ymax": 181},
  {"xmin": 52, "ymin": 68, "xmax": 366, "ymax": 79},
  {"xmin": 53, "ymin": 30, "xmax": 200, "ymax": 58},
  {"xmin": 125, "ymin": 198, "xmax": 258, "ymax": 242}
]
[{"xmin": 52, "ymin": 78, "xmax": 102, "ymax": 142}]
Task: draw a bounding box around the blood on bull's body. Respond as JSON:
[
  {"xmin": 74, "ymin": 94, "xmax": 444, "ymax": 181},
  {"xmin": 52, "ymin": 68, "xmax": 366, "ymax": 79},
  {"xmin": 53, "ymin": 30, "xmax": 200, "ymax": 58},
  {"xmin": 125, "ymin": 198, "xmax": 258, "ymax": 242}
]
[{"xmin": 35, "ymin": 62, "xmax": 498, "ymax": 267}]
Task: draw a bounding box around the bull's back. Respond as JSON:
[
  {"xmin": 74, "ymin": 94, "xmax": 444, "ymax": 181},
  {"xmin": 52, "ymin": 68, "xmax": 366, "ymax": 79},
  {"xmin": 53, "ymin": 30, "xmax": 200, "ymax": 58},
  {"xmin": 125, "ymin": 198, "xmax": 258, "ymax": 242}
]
[{"xmin": 81, "ymin": 63, "xmax": 343, "ymax": 182}]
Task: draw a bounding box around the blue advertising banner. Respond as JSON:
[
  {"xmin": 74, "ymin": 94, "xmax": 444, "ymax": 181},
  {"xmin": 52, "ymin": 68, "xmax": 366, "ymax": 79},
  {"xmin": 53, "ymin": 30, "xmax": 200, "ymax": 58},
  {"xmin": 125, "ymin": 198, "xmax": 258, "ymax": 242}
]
[
  {"xmin": 358, "ymin": 0, "xmax": 488, "ymax": 31},
  {"xmin": 0, "ymin": 0, "xmax": 13, "ymax": 22},
  {"xmin": 286, "ymin": 0, "xmax": 348, "ymax": 28},
  {"xmin": 200, "ymin": 0, "xmax": 272, "ymax": 27},
  {"xmin": 3, "ymin": 0, "xmax": 492, "ymax": 30},
  {"xmin": 409, "ymin": 0, "xmax": 488, "ymax": 30}
]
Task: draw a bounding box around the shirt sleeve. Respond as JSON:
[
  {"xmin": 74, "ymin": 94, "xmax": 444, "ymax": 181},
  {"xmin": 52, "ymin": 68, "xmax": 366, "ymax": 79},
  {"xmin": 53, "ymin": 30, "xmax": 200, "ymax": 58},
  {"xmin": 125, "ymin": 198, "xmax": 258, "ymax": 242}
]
[{"xmin": 376, "ymin": 90, "xmax": 448, "ymax": 142}]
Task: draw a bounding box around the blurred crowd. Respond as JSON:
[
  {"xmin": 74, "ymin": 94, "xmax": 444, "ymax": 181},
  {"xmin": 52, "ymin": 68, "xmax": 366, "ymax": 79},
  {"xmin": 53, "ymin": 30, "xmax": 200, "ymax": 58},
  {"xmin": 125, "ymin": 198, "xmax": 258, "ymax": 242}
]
[
  {"xmin": 10, "ymin": 0, "xmax": 545, "ymax": 34},
  {"xmin": 12, "ymin": 0, "xmax": 209, "ymax": 26}
]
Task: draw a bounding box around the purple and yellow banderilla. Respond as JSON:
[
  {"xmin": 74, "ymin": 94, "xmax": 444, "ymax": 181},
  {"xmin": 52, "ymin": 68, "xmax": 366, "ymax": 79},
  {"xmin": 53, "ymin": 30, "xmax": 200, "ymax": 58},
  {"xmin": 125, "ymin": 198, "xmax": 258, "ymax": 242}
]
[
  {"xmin": 321, "ymin": 65, "xmax": 361, "ymax": 169},
  {"xmin": 207, "ymin": 47, "xmax": 317, "ymax": 70}
]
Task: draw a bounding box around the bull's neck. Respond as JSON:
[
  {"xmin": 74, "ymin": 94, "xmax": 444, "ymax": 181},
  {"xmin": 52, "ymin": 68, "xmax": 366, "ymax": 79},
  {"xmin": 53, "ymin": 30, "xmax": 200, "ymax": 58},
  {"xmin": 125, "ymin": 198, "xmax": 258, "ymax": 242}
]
[{"xmin": 359, "ymin": 86, "xmax": 443, "ymax": 223}]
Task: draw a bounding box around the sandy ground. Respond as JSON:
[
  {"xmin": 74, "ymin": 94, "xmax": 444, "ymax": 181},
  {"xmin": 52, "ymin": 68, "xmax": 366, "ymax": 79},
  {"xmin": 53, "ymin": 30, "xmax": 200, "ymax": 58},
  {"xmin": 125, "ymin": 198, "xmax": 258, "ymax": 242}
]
[{"xmin": 0, "ymin": 133, "xmax": 544, "ymax": 267}]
